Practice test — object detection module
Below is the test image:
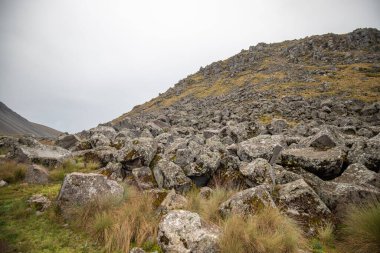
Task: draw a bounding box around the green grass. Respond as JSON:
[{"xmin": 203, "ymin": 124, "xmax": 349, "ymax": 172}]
[
  {"xmin": 49, "ymin": 159, "xmax": 100, "ymax": 182},
  {"xmin": 0, "ymin": 183, "xmax": 102, "ymax": 253},
  {"xmin": 0, "ymin": 161, "xmax": 27, "ymax": 183}
]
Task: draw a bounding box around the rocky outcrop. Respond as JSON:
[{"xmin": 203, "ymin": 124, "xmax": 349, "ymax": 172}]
[
  {"xmin": 57, "ymin": 172, "xmax": 124, "ymax": 215},
  {"xmin": 237, "ymin": 135, "xmax": 286, "ymax": 162},
  {"xmin": 157, "ymin": 210, "xmax": 221, "ymax": 253},
  {"xmin": 153, "ymin": 159, "xmax": 191, "ymax": 192}
]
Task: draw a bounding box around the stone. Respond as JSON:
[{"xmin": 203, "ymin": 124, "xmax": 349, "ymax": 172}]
[
  {"xmin": 14, "ymin": 144, "xmax": 70, "ymax": 167},
  {"xmin": 57, "ymin": 172, "xmax": 124, "ymax": 215},
  {"xmin": 199, "ymin": 187, "xmax": 213, "ymax": 199},
  {"xmin": 27, "ymin": 194, "xmax": 51, "ymax": 212},
  {"xmin": 55, "ymin": 134, "xmax": 81, "ymax": 150},
  {"xmin": 24, "ymin": 164, "xmax": 49, "ymax": 185},
  {"xmin": 118, "ymin": 138, "xmax": 158, "ymax": 168},
  {"xmin": 129, "ymin": 248, "xmax": 146, "ymax": 253},
  {"xmin": 237, "ymin": 134, "xmax": 286, "ymax": 162},
  {"xmin": 157, "ymin": 210, "xmax": 221, "ymax": 253},
  {"xmin": 267, "ymin": 119, "xmax": 288, "ymax": 134},
  {"xmin": 132, "ymin": 167, "xmax": 156, "ymax": 190},
  {"xmin": 90, "ymin": 133, "xmax": 111, "ymax": 147},
  {"xmin": 281, "ymin": 147, "xmax": 345, "ymax": 179},
  {"xmin": 275, "ymin": 179, "xmax": 331, "ymax": 234},
  {"xmin": 203, "ymin": 129, "xmax": 220, "ymax": 139},
  {"xmin": 334, "ymin": 163, "xmax": 380, "ymax": 188},
  {"xmin": 153, "ymin": 159, "xmax": 191, "ymax": 193},
  {"xmin": 219, "ymin": 185, "xmax": 276, "ymax": 217},
  {"xmin": 239, "ymin": 158, "xmax": 274, "ymax": 186},
  {"xmin": 99, "ymin": 162, "xmax": 124, "ymax": 181},
  {"xmin": 158, "ymin": 189, "xmax": 188, "ymax": 214},
  {"xmin": 0, "ymin": 180, "xmax": 8, "ymax": 187}
]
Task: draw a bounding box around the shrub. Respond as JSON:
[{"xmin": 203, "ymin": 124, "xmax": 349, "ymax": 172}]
[
  {"xmin": 0, "ymin": 160, "xmax": 27, "ymax": 183},
  {"xmin": 339, "ymin": 201, "xmax": 380, "ymax": 253},
  {"xmin": 219, "ymin": 207, "xmax": 306, "ymax": 253}
]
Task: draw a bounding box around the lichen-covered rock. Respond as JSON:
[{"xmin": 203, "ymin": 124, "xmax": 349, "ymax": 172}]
[
  {"xmin": 129, "ymin": 247, "xmax": 146, "ymax": 253},
  {"xmin": 334, "ymin": 163, "xmax": 380, "ymax": 188},
  {"xmin": 14, "ymin": 144, "xmax": 70, "ymax": 167},
  {"xmin": 158, "ymin": 189, "xmax": 188, "ymax": 214},
  {"xmin": 57, "ymin": 172, "xmax": 124, "ymax": 215},
  {"xmin": 281, "ymin": 147, "xmax": 345, "ymax": 179},
  {"xmin": 27, "ymin": 194, "xmax": 51, "ymax": 212},
  {"xmin": 275, "ymin": 179, "xmax": 331, "ymax": 234},
  {"xmin": 219, "ymin": 185, "xmax": 276, "ymax": 217},
  {"xmin": 199, "ymin": 187, "xmax": 213, "ymax": 199},
  {"xmin": 24, "ymin": 164, "xmax": 49, "ymax": 185},
  {"xmin": 153, "ymin": 159, "xmax": 191, "ymax": 192},
  {"xmin": 267, "ymin": 119, "xmax": 288, "ymax": 135},
  {"xmin": 118, "ymin": 137, "xmax": 157, "ymax": 168},
  {"xmin": 55, "ymin": 134, "xmax": 81, "ymax": 150},
  {"xmin": 90, "ymin": 133, "xmax": 111, "ymax": 147},
  {"xmin": 300, "ymin": 127, "xmax": 344, "ymax": 150},
  {"xmin": 239, "ymin": 158, "xmax": 274, "ymax": 186},
  {"xmin": 99, "ymin": 162, "xmax": 124, "ymax": 181},
  {"xmin": 237, "ymin": 134, "xmax": 286, "ymax": 162},
  {"xmin": 132, "ymin": 167, "xmax": 156, "ymax": 190},
  {"xmin": 157, "ymin": 210, "xmax": 221, "ymax": 253}
]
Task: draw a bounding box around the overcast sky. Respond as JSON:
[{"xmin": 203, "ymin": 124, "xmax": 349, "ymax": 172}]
[{"xmin": 0, "ymin": 0, "xmax": 379, "ymax": 133}]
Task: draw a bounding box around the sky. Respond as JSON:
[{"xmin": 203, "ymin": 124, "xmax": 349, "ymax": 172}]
[{"xmin": 0, "ymin": 0, "xmax": 379, "ymax": 133}]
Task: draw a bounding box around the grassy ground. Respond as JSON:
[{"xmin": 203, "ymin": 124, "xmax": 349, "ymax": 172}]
[{"xmin": 0, "ymin": 183, "xmax": 102, "ymax": 253}]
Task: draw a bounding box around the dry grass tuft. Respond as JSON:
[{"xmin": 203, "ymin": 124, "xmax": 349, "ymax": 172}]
[
  {"xmin": 0, "ymin": 160, "xmax": 27, "ymax": 183},
  {"xmin": 339, "ymin": 201, "xmax": 380, "ymax": 253},
  {"xmin": 219, "ymin": 207, "xmax": 306, "ymax": 253}
]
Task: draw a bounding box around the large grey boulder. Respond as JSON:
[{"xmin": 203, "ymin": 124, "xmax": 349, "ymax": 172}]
[
  {"xmin": 153, "ymin": 159, "xmax": 191, "ymax": 192},
  {"xmin": 267, "ymin": 119, "xmax": 288, "ymax": 135},
  {"xmin": 219, "ymin": 185, "xmax": 276, "ymax": 217},
  {"xmin": 99, "ymin": 162, "xmax": 124, "ymax": 181},
  {"xmin": 157, "ymin": 189, "xmax": 188, "ymax": 214},
  {"xmin": 55, "ymin": 134, "xmax": 81, "ymax": 150},
  {"xmin": 157, "ymin": 210, "xmax": 221, "ymax": 253},
  {"xmin": 118, "ymin": 137, "xmax": 157, "ymax": 168},
  {"xmin": 275, "ymin": 179, "xmax": 331, "ymax": 234},
  {"xmin": 89, "ymin": 125, "xmax": 117, "ymax": 139},
  {"xmin": 281, "ymin": 147, "xmax": 345, "ymax": 179},
  {"xmin": 334, "ymin": 163, "xmax": 380, "ymax": 188},
  {"xmin": 90, "ymin": 133, "xmax": 111, "ymax": 147},
  {"xmin": 14, "ymin": 144, "xmax": 70, "ymax": 167},
  {"xmin": 239, "ymin": 158, "xmax": 274, "ymax": 186},
  {"xmin": 57, "ymin": 172, "xmax": 124, "ymax": 214},
  {"xmin": 24, "ymin": 164, "xmax": 49, "ymax": 185},
  {"xmin": 132, "ymin": 167, "xmax": 156, "ymax": 190},
  {"xmin": 237, "ymin": 134, "xmax": 286, "ymax": 162}
]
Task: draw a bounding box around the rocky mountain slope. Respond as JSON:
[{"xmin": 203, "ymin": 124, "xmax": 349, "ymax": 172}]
[
  {"xmin": 0, "ymin": 102, "xmax": 61, "ymax": 138},
  {"xmin": 1, "ymin": 28, "xmax": 380, "ymax": 252}
]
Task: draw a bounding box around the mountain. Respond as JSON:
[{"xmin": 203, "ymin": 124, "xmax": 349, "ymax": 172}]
[
  {"xmin": 111, "ymin": 28, "xmax": 380, "ymax": 129},
  {"xmin": 0, "ymin": 102, "xmax": 61, "ymax": 137}
]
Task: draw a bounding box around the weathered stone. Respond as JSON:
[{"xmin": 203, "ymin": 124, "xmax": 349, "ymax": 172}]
[
  {"xmin": 24, "ymin": 164, "xmax": 49, "ymax": 185},
  {"xmin": 118, "ymin": 138, "xmax": 157, "ymax": 168},
  {"xmin": 158, "ymin": 189, "xmax": 188, "ymax": 214},
  {"xmin": 99, "ymin": 162, "xmax": 124, "ymax": 181},
  {"xmin": 158, "ymin": 210, "xmax": 221, "ymax": 253},
  {"xmin": 199, "ymin": 187, "xmax": 213, "ymax": 199},
  {"xmin": 281, "ymin": 147, "xmax": 345, "ymax": 179},
  {"xmin": 14, "ymin": 144, "xmax": 70, "ymax": 167},
  {"xmin": 27, "ymin": 194, "xmax": 51, "ymax": 212},
  {"xmin": 267, "ymin": 119, "xmax": 288, "ymax": 134},
  {"xmin": 55, "ymin": 134, "xmax": 81, "ymax": 150},
  {"xmin": 203, "ymin": 129, "xmax": 220, "ymax": 139},
  {"xmin": 334, "ymin": 163, "xmax": 380, "ymax": 188},
  {"xmin": 0, "ymin": 180, "xmax": 8, "ymax": 187},
  {"xmin": 132, "ymin": 167, "xmax": 156, "ymax": 190},
  {"xmin": 57, "ymin": 172, "xmax": 124, "ymax": 214},
  {"xmin": 90, "ymin": 133, "xmax": 111, "ymax": 147},
  {"xmin": 237, "ymin": 135, "xmax": 286, "ymax": 162},
  {"xmin": 129, "ymin": 247, "xmax": 146, "ymax": 253},
  {"xmin": 275, "ymin": 179, "xmax": 331, "ymax": 234},
  {"xmin": 239, "ymin": 158, "xmax": 274, "ymax": 186},
  {"xmin": 219, "ymin": 185, "xmax": 276, "ymax": 217},
  {"xmin": 153, "ymin": 159, "xmax": 191, "ymax": 192}
]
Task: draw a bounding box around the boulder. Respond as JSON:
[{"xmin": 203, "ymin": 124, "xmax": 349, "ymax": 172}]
[
  {"xmin": 57, "ymin": 172, "xmax": 124, "ymax": 214},
  {"xmin": 157, "ymin": 210, "xmax": 221, "ymax": 253},
  {"xmin": 153, "ymin": 159, "xmax": 191, "ymax": 193},
  {"xmin": 275, "ymin": 179, "xmax": 331, "ymax": 234},
  {"xmin": 89, "ymin": 125, "xmax": 116, "ymax": 139},
  {"xmin": 301, "ymin": 127, "xmax": 344, "ymax": 150},
  {"xmin": 267, "ymin": 119, "xmax": 288, "ymax": 134},
  {"xmin": 24, "ymin": 164, "xmax": 49, "ymax": 185},
  {"xmin": 14, "ymin": 144, "xmax": 70, "ymax": 167},
  {"xmin": 239, "ymin": 158, "xmax": 274, "ymax": 186},
  {"xmin": 129, "ymin": 248, "xmax": 146, "ymax": 253},
  {"xmin": 132, "ymin": 167, "xmax": 156, "ymax": 190},
  {"xmin": 237, "ymin": 134, "xmax": 286, "ymax": 162},
  {"xmin": 219, "ymin": 185, "xmax": 276, "ymax": 217},
  {"xmin": 0, "ymin": 180, "xmax": 8, "ymax": 187},
  {"xmin": 90, "ymin": 133, "xmax": 111, "ymax": 147},
  {"xmin": 55, "ymin": 134, "xmax": 81, "ymax": 150},
  {"xmin": 334, "ymin": 163, "xmax": 380, "ymax": 188},
  {"xmin": 199, "ymin": 187, "xmax": 213, "ymax": 199},
  {"xmin": 99, "ymin": 162, "xmax": 124, "ymax": 181},
  {"xmin": 203, "ymin": 129, "xmax": 220, "ymax": 139},
  {"xmin": 281, "ymin": 147, "xmax": 345, "ymax": 179},
  {"xmin": 27, "ymin": 194, "xmax": 51, "ymax": 212},
  {"xmin": 157, "ymin": 189, "xmax": 188, "ymax": 214},
  {"xmin": 118, "ymin": 138, "xmax": 157, "ymax": 168}
]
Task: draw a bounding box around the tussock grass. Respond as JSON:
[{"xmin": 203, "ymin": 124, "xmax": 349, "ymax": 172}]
[
  {"xmin": 339, "ymin": 201, "xmax": 380, "ymax": 253},
  {"xmin": 73, "ymin": 185, "xmax": 160, "ymax": 253},
  {"xmin": 49, "ymin": 159, "xmax": 100, "ymax": 182},
  {"xmin": 317, "ymin": 222, "xmax": 335, "ymax": 248},
  {"xmin": 219, "ymin": 207, "xmax": 306, "ymax": 253},
  {"xmin": 186, "ymin": 186, "xmax": 238, "ymax": 224},
  {"xmin": 0, "ymin": 160, "xmax": 27, "ymax": 183}
]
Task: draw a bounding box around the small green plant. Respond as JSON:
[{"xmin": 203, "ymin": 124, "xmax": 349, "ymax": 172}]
[{"xmin": 339, "ymin": 201, "xmax": 380, "ymax": 253}]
